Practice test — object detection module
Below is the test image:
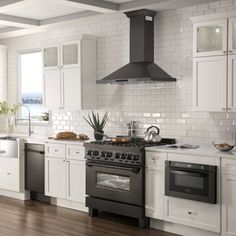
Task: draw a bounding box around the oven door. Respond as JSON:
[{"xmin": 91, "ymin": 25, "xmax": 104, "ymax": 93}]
[
  {"xmin": 86, "ymin": 161, "xmax": 144, "ymax": 206},
  {"xmin": 165, "ymin": 165, "xmax": 216, "ymax": 203}
]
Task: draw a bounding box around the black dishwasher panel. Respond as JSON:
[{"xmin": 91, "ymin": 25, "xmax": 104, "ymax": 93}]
[{"xmin": 25, "ymin": 143, "xmax": 45, "ymax": 193}]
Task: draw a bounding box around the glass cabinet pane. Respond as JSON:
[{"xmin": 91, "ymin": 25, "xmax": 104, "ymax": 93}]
[
  {"xmin": 232, "ymin": 22, "xmax": 236, "ymax": 50},
  {"xmin": 62, "ymin": 44, "xmax": 78, "ymax": 66},
  {"xmin": 44, "ymin": 47, "xmax": 58, "ymax": 67},
  {"xmin": 197, "ymin": 25, "xmax": 223, "ymax": 53}
]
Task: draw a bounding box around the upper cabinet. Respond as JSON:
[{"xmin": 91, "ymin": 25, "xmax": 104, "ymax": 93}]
[
  {"xmin": 193, "ymin": 19, "xmax": 227, "ymax": 57},
  {"xmin": 43, "ymin": 35, "xmax": 97, "ymax": 111},
  {"xmin": 0, "ymin": 45, "xmax": 7, "ymax": 102},
  {"xmin": 192, "ymin": 13, "xmax": 236, "ymax": 112},
  {"xmin": 43, "ymin": 45, "xmax": 59, "ymax": 70}
]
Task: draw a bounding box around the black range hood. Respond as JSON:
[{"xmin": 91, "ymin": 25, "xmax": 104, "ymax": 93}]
[{"xmin": 97, "ymin": 9, "xmax": 176, "ymax": 84}]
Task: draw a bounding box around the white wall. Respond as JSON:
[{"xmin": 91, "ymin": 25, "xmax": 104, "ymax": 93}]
[{"xmin": 1, "ymin": 0, "xmax": 236, "ymax": 144}]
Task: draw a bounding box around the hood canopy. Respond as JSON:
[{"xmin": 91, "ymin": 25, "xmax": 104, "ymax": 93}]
[{"xmin": 97, "ymin": 9, "xmax": 176, "ymax": 84}]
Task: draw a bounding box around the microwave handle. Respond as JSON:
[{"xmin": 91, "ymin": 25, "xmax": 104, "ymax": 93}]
[
  {"xmin": 86, "ymin": 162, "xmax": 141, "ymax": 173},
  {"xmin": 169, "ymin": 169, "xmax": 208, "ymax": 177}
]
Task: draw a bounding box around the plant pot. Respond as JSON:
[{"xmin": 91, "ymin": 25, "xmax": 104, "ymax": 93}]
[{"xmin": 94, "ymin": 131, "xmax": 104, "ymax": 141}]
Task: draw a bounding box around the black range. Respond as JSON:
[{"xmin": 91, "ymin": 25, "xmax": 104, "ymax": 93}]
[{"xmin": 84, "ymin": 138, "xmax": 175, "ymax": 228}]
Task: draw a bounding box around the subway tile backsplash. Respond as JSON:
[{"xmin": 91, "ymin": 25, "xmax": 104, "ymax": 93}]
[{"xmin": 1, "ymin": 1, "xmax": 236, "ymax": 144}]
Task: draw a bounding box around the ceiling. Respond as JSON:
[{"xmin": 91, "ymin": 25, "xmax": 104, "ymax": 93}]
[{"xmin": 0, "ymin": 0, "xmax": 217, "ymax": 39}]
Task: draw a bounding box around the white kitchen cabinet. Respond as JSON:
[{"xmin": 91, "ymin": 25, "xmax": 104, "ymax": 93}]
[
  {"xmin": 45, "ymin": 157, "xmax": 67, "ymax": 199},
  {"xmin": 228, "ymin": 17, "xmax": 236, "ymax": 55},
  {"xmin": 145, "ymin": 152, "xmax": 166, "ymax": 220},
  {"xmin": 193, "ymin": 56, "xmax": 227, "ymax": 112},
  {"xmin": 222, "ymin": 159, "xmax": 236, "ymax": 236},
  {"xmin": 0, "ymin": 45, "xmax": 7, "ymax": 102},
  {"xmin": 61, "ymin": 41, "xmax": 80, "ymax": 68},
  {"xmin": 43, "ymin": 69, "xmax": 61, "ymax": 109},
  {"xmin": 193, "ymin": 19, "xmax": 227, "ymax": 57},
  {"xmin": 43, "ymin": 35, "xmax": 97, "ymax": 111},
  {"xmin": 164, "ymin": 197, "xmax": 221, "ymax": 233},
  {"xmin": 0, "ymin": 158, "xmax": 19, "ymax": 192},
  {"xmin": 228, "ymin": 55, "xmax": 236, "ymax": 111},
  {"xmin": 45, "ymin": 143, "xmax": 86, "ymax": 204},
  {"xmin": 67, "ymin": 160, "xmax": 85, "ymax": 203},
  {"xmin": 43, "ymin": 45, "xmax": 59, "ymax": 70}
]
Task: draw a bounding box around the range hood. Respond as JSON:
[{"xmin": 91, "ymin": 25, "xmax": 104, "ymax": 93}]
[{"xmin": 97, "ymin": 9, "xmax": 176, "ymax": 84}]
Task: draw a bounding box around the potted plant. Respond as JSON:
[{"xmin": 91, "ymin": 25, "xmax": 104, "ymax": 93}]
[
  {"xmin": 0, "ymin": 101, "xmax": 20, "ymax": 135},
  {"xmin": 83, "ymin": 111, "xmax": 108, "ymax": 140}
]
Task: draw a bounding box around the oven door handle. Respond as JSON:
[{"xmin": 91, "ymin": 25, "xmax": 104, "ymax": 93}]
[
  {"xmin": 86, "ymin": 162, "xmax": 141, "ymax": 173},
  {"xmin": 169, "ymin": 169, "xmax": 208, "ymax": 177}
]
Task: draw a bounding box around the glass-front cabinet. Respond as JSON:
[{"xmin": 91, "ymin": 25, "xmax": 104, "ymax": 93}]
[
  {"xmin": 229, "ymin": 17, "xmax": 236, "ymax": 55},
  {"xmin": 61, "ymin": 41, "xmax": 80, "ymax": 68},
  {"xmin": 43, "ymin": 45, "xmax": 59, "ymax": 70},
  {"xmin": 193, "ymin": 19, "xmax": 227, "ymax": 57}
]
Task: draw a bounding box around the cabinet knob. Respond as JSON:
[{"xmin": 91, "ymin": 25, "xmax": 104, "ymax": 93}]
[
  {"xmin": 223, "ymin": 51, "xmax": 227, "ymax": 54},
  {"xmin": 229, "ymin": 50, "xmax": 233, "ymax": 54},
  {"xmin": 188, "ymin": 211, "xmax": 192, "ymax": 215},
  {"xmin": 227, "ymin": 108, "xmax": 232, "ymax": 111}
]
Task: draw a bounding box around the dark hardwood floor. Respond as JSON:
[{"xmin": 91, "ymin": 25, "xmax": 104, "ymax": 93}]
[{"xmin": 0, "ymin": 196, "xmax": 179, "ymax": 236}]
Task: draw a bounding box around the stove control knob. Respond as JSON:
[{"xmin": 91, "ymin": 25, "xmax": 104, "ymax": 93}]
[
  {"xmin": 127, "ymin": 154, "xmax": 133, "ymax": 160},
  {"xmin": 107, "ymin": 152, "xmax": 113, "ymax": 158},
  {"xmin": 133, "ymin": 155, "xmax": 139, "ymax": 161},
  {"xmin": 93, "ymin": 150, "xmax": 99, "ymax": 156},
  {"xmin": 115, "ymin": 153, "xmax": 121, "ymax": 159},
  {"xmin": 87, "ymin": 150, "xmax": 93, "ymax": 156},
  {"xmin": 101, "ymin": 151, "xmax": 107, "ymax": 157},
  {"xmin": 121, "ymin": 153, "xmax": 127, "ymax": 159}
]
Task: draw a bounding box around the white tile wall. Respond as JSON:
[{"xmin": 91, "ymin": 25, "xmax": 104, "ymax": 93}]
[{"xmin": 1, "ymin": 0, "xmax": 236, "ymax": 144}]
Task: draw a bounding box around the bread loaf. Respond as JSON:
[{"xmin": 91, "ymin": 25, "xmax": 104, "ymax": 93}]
[{"xmin": 56, "ymin": 131, "xmax": 77, "ymax": 139}]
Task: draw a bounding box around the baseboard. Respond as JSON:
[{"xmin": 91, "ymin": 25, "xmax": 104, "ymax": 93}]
[
  {"xmin": 150, "ymin": 219, "xmax": 221, "ymax": 236},
  {"xmin": 50, "ymin": 197, "xmax": 88, "ymax": 212},
  {"xmin": 0, "ymin": 189, "xmax": 30, "ymax": 200}
]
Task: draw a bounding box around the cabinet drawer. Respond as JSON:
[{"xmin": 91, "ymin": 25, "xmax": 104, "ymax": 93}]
[
  {"xmin": 222, "ymin": 159, "xmax": 236, "ymax": 175},
  {"xmin": 164, "ymin": 197, "xmax": 220, "ymax": 233},
  {"xmin": 45, "ymin": 144, "xmax": 65, "ymax": 158},
  {"xmin": 67, "ymin": 145, "xmax": 85, "ymax": 160},
  {"xmin": 146, "ymin": 152, "xmax": 167, "ymax": 166}
]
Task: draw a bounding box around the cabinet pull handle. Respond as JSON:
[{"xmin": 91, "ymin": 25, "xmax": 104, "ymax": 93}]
[
  {"xmin": 54, "ymin": 149, "xmax": 58, "ymax": 152},
  {"xmin": 76, "ymin": 151, "xmax": 80, "ymax": 154},
  {"xmin": 227, "ymin": 108, "xmax": 232, "ymax": 111},
  {"xmin": 222, "ymin": 108, "xmax": 226, "ymax": 111},
  {"xmin": 7, "ymin": 173, "xmax": 11, "ymax": 175}
]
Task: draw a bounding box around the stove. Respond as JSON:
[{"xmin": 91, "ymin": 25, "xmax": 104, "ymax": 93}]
[
  {"xmin": 85, "ymin": 138, "xmax": 175, "ymax": 166},
  {"xmin": 84, "ymin": 138, "xmax": 175, "ymax": 228}
]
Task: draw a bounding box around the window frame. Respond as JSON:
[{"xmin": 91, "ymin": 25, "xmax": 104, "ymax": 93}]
[{"xmin": 17, "ymin": 49, "xmax": 52, "ymax": 127}]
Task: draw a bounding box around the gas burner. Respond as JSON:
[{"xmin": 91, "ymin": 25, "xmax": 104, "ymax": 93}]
[{"xmin": 84, "ymin": 138, "xmax": 176, "ymax": 166}]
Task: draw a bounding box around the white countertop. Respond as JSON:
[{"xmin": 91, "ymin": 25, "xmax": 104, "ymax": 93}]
[{"xmin": 146, "ymin": 144, "xmax": 236, "ymax": 159}]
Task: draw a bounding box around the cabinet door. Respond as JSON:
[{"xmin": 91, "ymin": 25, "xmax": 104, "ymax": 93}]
[
  {"xmin": 193, "ymin": 20, "xmax": 227, "ymax": 57},
  {"xmin": 193, "ymin": 56, "xmax": 227, "ymax": 111},
  {"xmin": 67, "ymin": 160, "xmax": 85, "ymax": 203},
  {"xmin": 228, "ymin": 55, "xmax": 236, "ymax": 111},
  {"xmin": 62, "ymin": 67, "xmax": 81, "ymax": 110},
  {"xmin": 0, "ymin": 45, "xmax": 7, "ymax": 102},
  {"xmin": 229, "ymin": 17, "xmax": 236, "ymax": 55},
  {"xmin": 44, "ymin": 69, "xmax": 62, "ymax": 109},
  {"xmin": 61, "ymin": 41, "xmax": 80, "ymax": 69},
  {"xmin": 43, "ymin": 45, "xmax": 59, "ymax": 70},
  {"xmin": 45, "ymin": 157, "xmax": 66, "ymax": 199},
  {"xmin": 222, "ymin": 174, "xmax": 236, "ymax": 236},
  {"xmin": 145, "ymin": 166, "xmax": 164, "ymax": 220},
  {"xmin": 0, "ymin": 158, "xmax": 19, "ymax": 192}
]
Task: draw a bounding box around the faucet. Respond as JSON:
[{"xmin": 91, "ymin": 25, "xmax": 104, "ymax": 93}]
[{"xmin": 15, "ymin": 104, "xmax": 33, "ymax": 136}]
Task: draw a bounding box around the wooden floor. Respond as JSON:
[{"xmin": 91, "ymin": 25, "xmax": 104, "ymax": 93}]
[{"xmin": 0, "ymin": 196, "xmax": 179, "ymax": 236}]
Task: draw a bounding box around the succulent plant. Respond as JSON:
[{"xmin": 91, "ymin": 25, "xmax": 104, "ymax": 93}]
[{"xmin": 83, "ymin": 111, "xmax": 108, "ymax": 132}]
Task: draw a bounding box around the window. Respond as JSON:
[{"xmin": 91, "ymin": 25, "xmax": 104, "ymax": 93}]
[{"xmin": 19, "ymin": 51, "xmax": 50, "ymax": 124}]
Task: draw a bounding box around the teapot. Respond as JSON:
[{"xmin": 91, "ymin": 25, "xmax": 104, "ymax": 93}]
[{"xmin": 144, "ymin": 126, "xmax": 161, "ymax": 143}]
